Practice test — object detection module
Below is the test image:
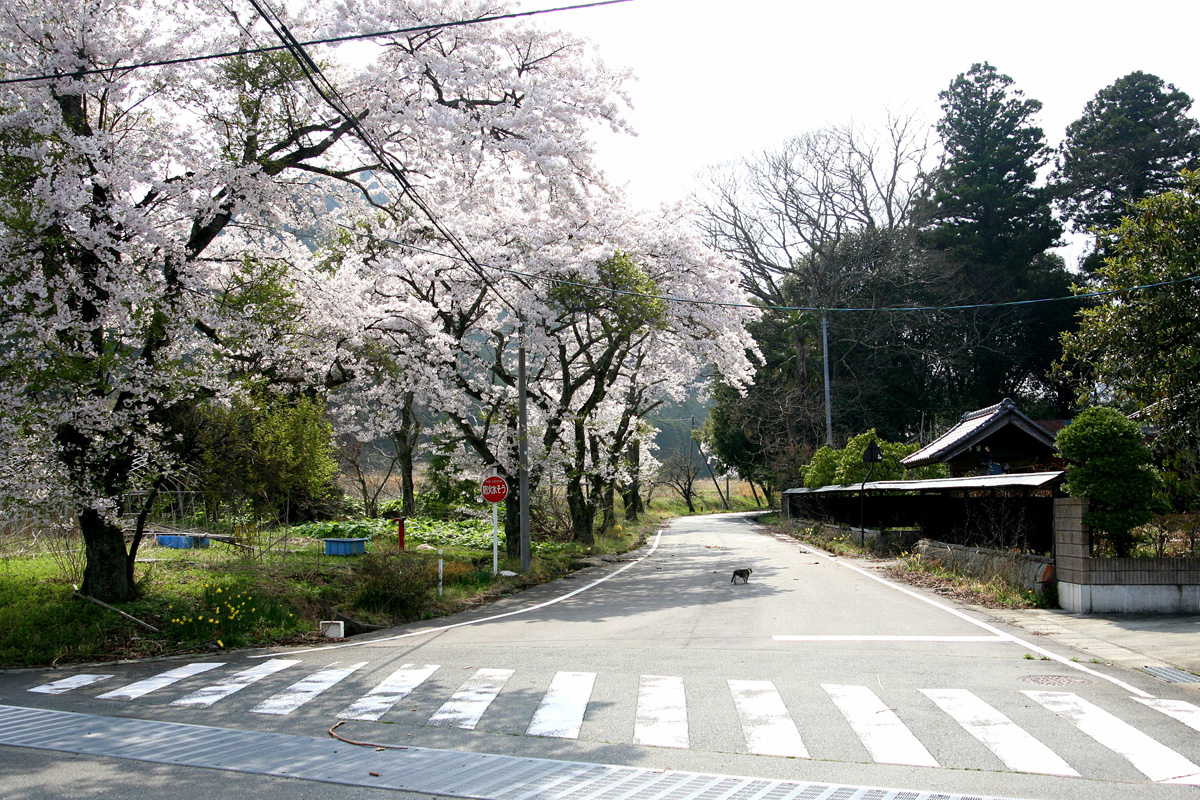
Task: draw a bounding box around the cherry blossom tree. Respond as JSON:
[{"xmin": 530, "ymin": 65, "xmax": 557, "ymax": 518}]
[
  {"xmin": 0, "ymin": 0, "xmax": 630, "ymax": 601},
  {"xmin": 329, "ymin": 180, "xmax": 757, "ymax": 553}
]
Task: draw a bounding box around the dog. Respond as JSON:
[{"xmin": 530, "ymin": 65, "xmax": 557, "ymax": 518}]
[{"xmin": 731, "ymin": 568, "xmax": 752, "ymax": 584}]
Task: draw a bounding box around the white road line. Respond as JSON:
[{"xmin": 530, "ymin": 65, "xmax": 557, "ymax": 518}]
[
  {"xmin": 794, "ymin": 541, "xmax": 1152, "ymax": 697},
  {"xmin": 922, "ymin": 688, "xmax": 1078, "ymax": 776},
  {"xmin": 1025, "ymin": 690, "xmax": 1200, "ymax": 784},
  {"xmin": 774, "ymin": 635, "xmax": 1005, "ymax": 643},
  {"xmin": 171, "ymin": 659, "xmax": 299, "ymax": 708},
  {"xmin": 728, "ymin": 680, "xmax": 808, "ymax": 758},
  {"xmin": 1135, "ymin": 697, "xmax": 1200, "ymax": 733},
  {"xmin": 526, "ymin": 671, "xmax": 596, "ymax": 739},
  {"xmin": 97, "ymin": 663, "xmax": 225, "ymax": 701},
  {"xmin": 253, "ymin": 528, "xmax": 665, "ymax": 657},
  {"xmin": 337, "ymin": 664, "xmax": 440, "ymax": 721},
  {"xmin": 634, "ymin": 675, "xmax": 689, "ymax": 749},
  {"xmin": 822, "ymin": 684, "xmax": 938, "ymax": 767},
  {"xmin": 251, "ymin": 662, "xmax": 368, "ymax": 716},
  {"xmin": 28, "ymin": 674, "xmax": 112, "ymax": 694},
  {"xmin": 428, "ymin": 668, "xmax": 514, "ymax": 729}
]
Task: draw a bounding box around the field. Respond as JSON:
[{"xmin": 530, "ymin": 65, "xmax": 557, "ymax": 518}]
[{"xmin": 0, "ymin": 485, "xmax": 770, "ymax": 668}]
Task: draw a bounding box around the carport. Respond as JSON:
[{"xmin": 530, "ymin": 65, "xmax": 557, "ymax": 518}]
[{"xmin": 782, "ymin": 471, "xmax": 1066, "ymax": 554}]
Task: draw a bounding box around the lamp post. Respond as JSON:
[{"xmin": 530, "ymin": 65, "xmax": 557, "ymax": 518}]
[{"xmin": 860, "ymin": 439, "xmax": 883, "ymax": 546}]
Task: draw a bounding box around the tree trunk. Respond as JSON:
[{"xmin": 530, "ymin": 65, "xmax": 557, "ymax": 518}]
[
  {"xmin": 591, "ymin": 433, "xmax": 614, "ymax": 536},
  {"xmin": 503, "ymin": 482, "xmax": 521, "ymax": 558},
  {"xmin": 564, "ymin": 420, "xmax": 595, "ymax": 545},
  {"xmin": 79, "ymin": 508, "xmax": 135, "ymax": 603},
  {"xmin": 748, "ymin": 480, "xmax": 762, "ymax": 508},
  {"xmin": 622, "ymin": 440, "xmax": 644, "ymax": 521},
  {"xmin": 396, "ymin": 393, "xmax": 420, "ymax": 517}
]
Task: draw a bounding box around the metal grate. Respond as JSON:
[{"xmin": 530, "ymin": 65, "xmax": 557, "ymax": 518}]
[
  {"xmin": 1018, "ymin": 675, "xmax": 1091, "ymax": 686},
  {"xmin": 1141, "ymin": 666, "xmax": 1200, "ymax": 684},
  {"xmin": 0, "ymin": 704, "xmax": 1031, "ymax": 800}
]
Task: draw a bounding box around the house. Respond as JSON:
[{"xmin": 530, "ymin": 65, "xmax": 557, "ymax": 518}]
[{"xmin": 900, "ymin": 398, "xmax": 1061, "ymax": 477}]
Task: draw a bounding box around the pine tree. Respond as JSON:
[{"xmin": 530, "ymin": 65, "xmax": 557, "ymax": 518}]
[
  {"xmin": 916, "ymin": 62, "xmax": 1072, "ymax": 413},
  {"xmin": 1052, "ymin": 71, "xmax": 1200, "ymax": 271}
]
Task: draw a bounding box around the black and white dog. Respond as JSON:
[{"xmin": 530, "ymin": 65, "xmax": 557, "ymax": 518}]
[{"xmin": 731, "ymin": 568, "xmax": 752, "ymax": 584}]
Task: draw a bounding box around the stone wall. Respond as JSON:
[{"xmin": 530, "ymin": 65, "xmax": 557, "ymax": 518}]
[{"xmin": 913, "ymin": 539, "xmax": 1054, "ymax": 592}]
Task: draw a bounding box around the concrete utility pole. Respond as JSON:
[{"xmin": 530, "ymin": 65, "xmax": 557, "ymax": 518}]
[
  {"xmin": 518, "ymin": 322, "xmax": 531, "ymax": 572},
  {"xmin": 822, "ymin": 312, "xmax": 833, "ymax": 446}
]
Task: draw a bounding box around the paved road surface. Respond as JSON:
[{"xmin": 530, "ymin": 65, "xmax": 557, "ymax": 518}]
[{"xmin": 4, "ymin": 513, "xmax": 1200, "ymax": 800}]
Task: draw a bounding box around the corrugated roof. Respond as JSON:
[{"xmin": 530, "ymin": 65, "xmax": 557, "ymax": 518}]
[
  {"xmin": 900, "ymin": 397, "xmax": 1056, "ymax": 468},
  {"xmin": 782, "ymin": 470, "xmax": 1065, "ymax": 495}
]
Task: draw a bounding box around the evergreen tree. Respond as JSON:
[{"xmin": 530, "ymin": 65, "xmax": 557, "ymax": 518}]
[
  {"xmin": 917, "ymin": 62, "xmax": 1072, "ymax": 413},
  {"xmin": 1052, "ymin": 71, "xmax": 1200, "ymax": 271}
]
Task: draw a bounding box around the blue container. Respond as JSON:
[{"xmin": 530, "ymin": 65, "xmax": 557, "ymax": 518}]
[
  {"xmin": 324, "ymin": 538, "xmax": 369, "ymax": 556},
  {"xmin": 155, "ymin": 534, "xmax": 209, "ymax": 549}
]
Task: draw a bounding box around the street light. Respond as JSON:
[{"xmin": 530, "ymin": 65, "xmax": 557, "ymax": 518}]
[{"xmin": 860, "ymin": 439, "xmax": 884, "ymax": 546}]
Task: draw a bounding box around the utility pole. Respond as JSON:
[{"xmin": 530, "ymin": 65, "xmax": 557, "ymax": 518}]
[
  {"xmin": 822, "ymin": 311, "xmax": 833, "ymax": 446},
  {"xmin": 518, "ymin": 322, "xmax": 531, "ymax": 572}
]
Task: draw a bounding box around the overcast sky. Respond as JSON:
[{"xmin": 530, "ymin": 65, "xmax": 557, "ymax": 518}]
[{"xmin": 547, "ymin": 0, "xmax": 1200, "ymax": 211}]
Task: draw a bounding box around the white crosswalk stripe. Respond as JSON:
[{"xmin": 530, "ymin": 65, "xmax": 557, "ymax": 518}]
[
  {"xmin": 728, "ymin": 679, "xmax": 808, "ymax": 758},
  {"xmin": 823, "ymin": 683, "xmax": 938, "ymax": 767},
  {"xmin": 29, "ymin": 674, "xmax": 112, "ymax": 694},
  {"xmin": 428, "ymin": 668, "xmax": 514, "ymax": 729},
  {"xmin": 526, "ymin": 671, "xmax": 596, "ymax": 739},
  {"xmin": 337, "ymin": 663, "xmax": 440, "ymax": 721},
  {"xmin": 1025, "ymin": 690, "xmax": 1200, "ymax": 784},
  {"xmin": 922, "ymin": 688, "xmax": 1078, "ymax": 776},
  {"xmin": 251, "ymin": 662, "xmax": 368, "ymax": 716},
  {"xmin": 1135, "ymin": 696, "xmax": 1200, "ymax": 734},
  {"xmin": 29, "ymin": 657, "xmax": 1200, "ymax": 784},
  {"xmin": 97, "ymin": 663, "xmax": 224, "ymax": 701},
  {"xmin": 634, "ymin": 675, "xmax": 688, "ymax": 749},
  {"xmin": 170, "ymin": 659, "xmax": 299, "ymax": 708}
]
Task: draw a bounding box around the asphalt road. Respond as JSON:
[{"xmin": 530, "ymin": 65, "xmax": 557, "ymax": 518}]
[{"xmin": 4, "ymin": 513, "xmax": 1200, "ymax": 800}]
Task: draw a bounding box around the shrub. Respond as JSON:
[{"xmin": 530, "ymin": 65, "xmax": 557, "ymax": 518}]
[
  {"xmin": 1056, "ymin": 406, "xmax": 1162, "ymax": 557},
  {"xmin": 803, "ymin": 431, "xmax": 946, "ymax": 488},
  {"xmin": 352, "ymin": 552, "xmax": 439, "ymax": 619},
  {"xmin": 803, "ymin": 446, "xmax": 839, "ymax": 488}
]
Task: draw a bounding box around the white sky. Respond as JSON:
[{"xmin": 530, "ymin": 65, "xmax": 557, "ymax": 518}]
[{"xmin": 546, "ymin": 0, "xmax": 1200, "ymax": 211}]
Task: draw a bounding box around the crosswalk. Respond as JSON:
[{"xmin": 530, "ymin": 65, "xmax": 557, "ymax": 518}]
[{"xmin": 26, "ymin": 660, "xmax": 1200, "ymax": 784}]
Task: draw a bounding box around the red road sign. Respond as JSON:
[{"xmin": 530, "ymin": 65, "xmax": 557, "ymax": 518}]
[{"xmin": 481, "ymin": 475, "xmax": 509, "ymax": 503}]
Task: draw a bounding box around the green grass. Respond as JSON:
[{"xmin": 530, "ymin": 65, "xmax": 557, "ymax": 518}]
[
  {"xmin": 0, "ymin": 513, "xmax": 657, "ymax": 668},
  {"xmin": 892, "ymin": 550, "xmax": 1057, "ymax": 609}
]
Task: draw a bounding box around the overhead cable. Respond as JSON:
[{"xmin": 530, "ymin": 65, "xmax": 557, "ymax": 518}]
[
  {"xmin": 352, "ymin": 228, "xmax": 1200, "ymax": 314},
  {"xmin": 245, "ymin": 0, "xmax": 496, "ymax": 286},
  {"xmin": 0, "ymin": 0, "xmax": 632, "ymax": 86}
]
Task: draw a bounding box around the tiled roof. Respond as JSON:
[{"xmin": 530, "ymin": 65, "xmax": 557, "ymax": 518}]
[{"xmin": 900, "ymin": 397, "xmax": 1056, "ymax": 468}]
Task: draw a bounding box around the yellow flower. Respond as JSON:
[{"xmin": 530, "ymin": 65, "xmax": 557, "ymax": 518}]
[{"xmin": 217, "ymin": 640, "xmax": 223, "ymax": 647}]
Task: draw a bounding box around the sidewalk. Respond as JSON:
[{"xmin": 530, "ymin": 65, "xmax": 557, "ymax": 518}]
[{"xmin": 990, "ymin": 606, "xmax": 1200, "ymax": 681}]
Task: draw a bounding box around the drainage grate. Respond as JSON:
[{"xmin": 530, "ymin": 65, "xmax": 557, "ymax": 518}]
[
  {"xmin": 1018, "ymin": 675, "xmax": 1091, "ymax": 686},
  {"xmin": 0, "ymin": 704, "xmax": 1030, "ymax": 800},
  {"xmin": 1141, "ymin": 666, "xmax": 1200, "ymax": 684}
]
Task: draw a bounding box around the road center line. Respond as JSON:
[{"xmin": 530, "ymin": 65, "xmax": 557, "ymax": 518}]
[{"xmin": 792, "ymin": 539, "xmax": 1153, "ymax": 698}]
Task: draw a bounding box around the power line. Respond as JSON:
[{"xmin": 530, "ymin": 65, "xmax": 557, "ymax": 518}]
[
  {"xmin": 0, "ymin": 0, "xmax": 632, "ymax": 86},
  {"xmin": 356, "ymin": 229, "xmax": 1200, "ymax": 315},
  {"xmin": 245, "ymin": 0, "xmax": 496, "ymax": 290}
]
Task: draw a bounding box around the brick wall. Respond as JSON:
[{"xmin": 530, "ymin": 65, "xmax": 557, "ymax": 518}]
[{"xmin": 1053, "ymin": 497, "xmax": 1200, "ymax": 585}]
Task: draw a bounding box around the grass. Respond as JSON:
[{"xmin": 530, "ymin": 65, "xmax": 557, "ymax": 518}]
[
  {"xmin": 768, "ymin": 518, "xmax": 1056, "ymax": 610},
  {"xmin": 888, "ymin": 550, "xmax": 1057, "ymax": 609},
  {"xmin": 0, "ymin": 510, "xmax": 663, "ymax": 669}
]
